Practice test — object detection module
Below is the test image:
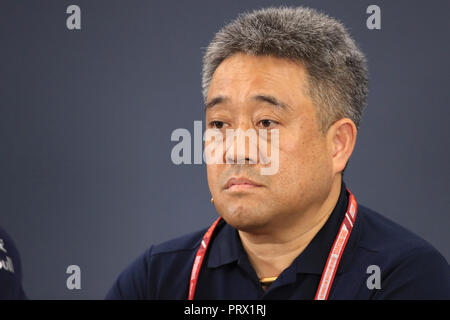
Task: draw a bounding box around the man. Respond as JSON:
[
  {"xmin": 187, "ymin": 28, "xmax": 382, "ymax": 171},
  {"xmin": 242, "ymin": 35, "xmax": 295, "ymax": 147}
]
[
  {"xmin": 106, "ymin": 7, "xmax": 450, "ymax": 299},
  {"xmin": 0, "ymin": 226, "xmax": 27, "ymax": 299}
]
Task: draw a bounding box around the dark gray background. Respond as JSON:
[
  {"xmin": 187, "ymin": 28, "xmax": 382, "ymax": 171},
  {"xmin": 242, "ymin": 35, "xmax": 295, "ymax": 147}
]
[{"xmin": 0, "ymin": 0, "xmax": 449, "ymax": 299}]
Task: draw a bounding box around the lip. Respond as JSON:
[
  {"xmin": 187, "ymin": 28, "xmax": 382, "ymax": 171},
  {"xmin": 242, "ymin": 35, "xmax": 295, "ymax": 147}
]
[{"xmin": 223, "ymin": 177, "xmax": 263, "ymax": 190}]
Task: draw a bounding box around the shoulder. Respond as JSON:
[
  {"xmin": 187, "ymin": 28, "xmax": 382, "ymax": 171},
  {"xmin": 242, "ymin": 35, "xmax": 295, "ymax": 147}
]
[
  {"xmin": 355, "ymin": 204, "xmax": 450, "ymax": 299},
  {"xmin": 150, "ymin": 227, "xmax": 207, "ymax": 256},
  {"xmin": 357, "ymin": 204, "xmax": 436, "ymax": 254},
  {"xmin": 0, "ymin": 225, "xmax": 22, "ymax": 268},
  {"xmin": 106, "ymin": 225, "xmax": 209, "ymax": 300},
  {"xmin": 0, "ymin": 226, "xmax": 27, "ymax": 299},
  {"xmin": 0, "ymin": 226, "xmax": 18, "ymax": 252}
]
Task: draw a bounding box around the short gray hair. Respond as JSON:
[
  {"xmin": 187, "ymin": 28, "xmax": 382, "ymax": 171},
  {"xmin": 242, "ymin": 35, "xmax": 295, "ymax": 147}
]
[{"xmin": 201, "ymin": 6, "xmax": 368, "ymax": 134}]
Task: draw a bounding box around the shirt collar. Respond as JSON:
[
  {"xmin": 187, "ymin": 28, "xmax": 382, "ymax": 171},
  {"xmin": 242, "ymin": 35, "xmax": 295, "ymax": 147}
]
[
  {"xmin": 207, "ymin": 218, "xmax": 242, "ymax": 268},
  {"xmin": 207, "ymin": 179, "xmax": 359, "ymax": 275}
]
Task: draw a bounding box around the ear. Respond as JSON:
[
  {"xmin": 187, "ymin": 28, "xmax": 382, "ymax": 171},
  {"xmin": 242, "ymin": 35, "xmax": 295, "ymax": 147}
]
[{"xmin": 326, "ymin": 118, "xmax": 357, "ymax": 175}]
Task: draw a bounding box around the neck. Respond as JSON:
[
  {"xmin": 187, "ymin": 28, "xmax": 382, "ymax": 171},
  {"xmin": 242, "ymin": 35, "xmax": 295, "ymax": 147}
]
[{"xmin": 238, "ymin": 176, "xmax": 342, "ymax": 279}]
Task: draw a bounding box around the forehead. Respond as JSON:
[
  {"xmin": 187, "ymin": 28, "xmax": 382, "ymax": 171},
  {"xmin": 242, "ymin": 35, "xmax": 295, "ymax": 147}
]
[{"xmin": 207, "ymin": 53, "xmax": 310, "ymax": 108}]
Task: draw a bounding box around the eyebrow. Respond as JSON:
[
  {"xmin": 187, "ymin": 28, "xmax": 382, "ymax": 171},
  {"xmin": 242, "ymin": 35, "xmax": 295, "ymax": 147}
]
[
  {"xmin": 205, "ymin": 94, "xmax": 290, "ymax": 112},
  {"xmin": 205, "ymin": 95, "xmax": 229, "ymax": 110},
  {"xmin": 251, "ymin": 94, "xmax": 290, "ymax": 110}
]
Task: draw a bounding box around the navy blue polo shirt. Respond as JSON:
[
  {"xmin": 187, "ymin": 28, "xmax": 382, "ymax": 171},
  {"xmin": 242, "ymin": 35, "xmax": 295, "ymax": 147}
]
[
  {"xmin": 0, "ymin": 226, "xmax": 27, "ymax": 299},
  {"xmin": 106, "ymin": 180, "xmax": 450, "ymax": 299}
]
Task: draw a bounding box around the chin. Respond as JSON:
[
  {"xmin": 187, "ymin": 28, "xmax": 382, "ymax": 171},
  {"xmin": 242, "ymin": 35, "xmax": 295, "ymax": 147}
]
[{"xmin": 219, "ymin": 205, "xmax": 271, "ymax": 232}]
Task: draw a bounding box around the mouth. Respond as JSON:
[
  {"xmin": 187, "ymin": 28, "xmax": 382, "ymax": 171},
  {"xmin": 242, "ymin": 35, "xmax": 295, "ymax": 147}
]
[{"xmin": 223, "ymin": 177, "xmax": 263, "ymax": 191}]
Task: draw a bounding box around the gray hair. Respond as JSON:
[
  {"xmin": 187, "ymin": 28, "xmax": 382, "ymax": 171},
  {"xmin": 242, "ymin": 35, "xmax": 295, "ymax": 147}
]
[{"xmin": 201, "ymin": 6, "xmax": 368, "ymax": 134}]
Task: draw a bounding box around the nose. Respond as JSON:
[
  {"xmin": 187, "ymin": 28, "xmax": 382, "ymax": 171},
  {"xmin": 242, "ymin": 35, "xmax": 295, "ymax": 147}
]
[{"xmin": 224, "ymin": 126, "xmax": 259, "ymax": 165}]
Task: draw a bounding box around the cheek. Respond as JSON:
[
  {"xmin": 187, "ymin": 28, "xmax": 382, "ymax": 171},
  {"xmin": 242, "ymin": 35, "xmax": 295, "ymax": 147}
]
[
  {"xmin": 206, "ymin": 164, "xmax": 222, "ymax": 194},
  {"xmin": 276, "ymin": 130, "xmax": 328, "ymax": 183}
]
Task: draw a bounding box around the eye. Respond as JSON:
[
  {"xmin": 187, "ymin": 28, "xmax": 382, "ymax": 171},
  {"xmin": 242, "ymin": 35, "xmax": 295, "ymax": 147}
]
[
  {"xmin": 258, "ymin": 119, "xmax": 278, "ymax": 128},
  {"xmin": 209, "ymin": 121, "xmax": 226, "ymax": 129}
]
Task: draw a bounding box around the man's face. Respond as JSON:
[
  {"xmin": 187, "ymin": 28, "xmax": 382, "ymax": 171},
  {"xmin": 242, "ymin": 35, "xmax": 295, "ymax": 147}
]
[{"xmin": 205, "ymin": 53, "xmax": 335, "ymax": 232}]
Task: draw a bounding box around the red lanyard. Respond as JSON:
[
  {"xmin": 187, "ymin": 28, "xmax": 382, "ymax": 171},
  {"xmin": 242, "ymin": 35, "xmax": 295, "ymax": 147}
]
[{"xmin": 188, "ymin": 187, "xmax": 358, "ymax": 300}]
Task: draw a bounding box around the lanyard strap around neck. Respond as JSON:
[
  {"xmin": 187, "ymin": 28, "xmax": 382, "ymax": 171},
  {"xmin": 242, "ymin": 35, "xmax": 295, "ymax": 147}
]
[{"xmin": 188, "ymin": 187, "xmax": 358, "ymax": 300}]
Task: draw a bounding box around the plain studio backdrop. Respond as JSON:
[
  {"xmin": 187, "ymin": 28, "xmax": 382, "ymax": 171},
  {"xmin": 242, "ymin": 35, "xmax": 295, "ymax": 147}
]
[{"xmin": 0, "ymin": 0, "xmax": 449, "ymax": 299}]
